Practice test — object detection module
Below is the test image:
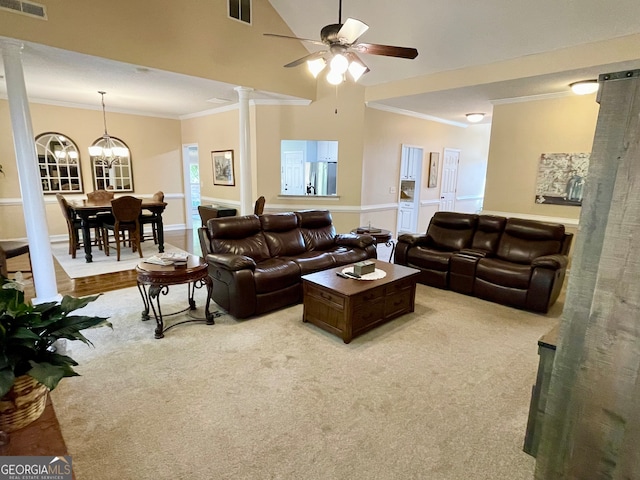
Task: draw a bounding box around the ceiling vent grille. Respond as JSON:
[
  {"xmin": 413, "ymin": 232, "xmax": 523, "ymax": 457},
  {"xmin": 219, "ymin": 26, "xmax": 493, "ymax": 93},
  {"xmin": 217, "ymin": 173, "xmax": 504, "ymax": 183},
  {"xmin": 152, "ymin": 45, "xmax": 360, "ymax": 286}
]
[{"xmin": 0, "ymin": 0, "xmax": 47, "ymax": 19}]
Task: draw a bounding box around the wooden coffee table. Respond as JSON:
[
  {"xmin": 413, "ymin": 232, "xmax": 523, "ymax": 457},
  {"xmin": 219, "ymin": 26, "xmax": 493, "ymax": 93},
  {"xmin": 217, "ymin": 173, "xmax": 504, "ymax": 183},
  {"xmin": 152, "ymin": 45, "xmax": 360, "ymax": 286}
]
[
  {"xmin": 302, "ymin": 261, "xmax": 420, "ymax": 343},
  {"xmin": 136, "ymin": 255, "xmax": 218, "ymax": 339}
]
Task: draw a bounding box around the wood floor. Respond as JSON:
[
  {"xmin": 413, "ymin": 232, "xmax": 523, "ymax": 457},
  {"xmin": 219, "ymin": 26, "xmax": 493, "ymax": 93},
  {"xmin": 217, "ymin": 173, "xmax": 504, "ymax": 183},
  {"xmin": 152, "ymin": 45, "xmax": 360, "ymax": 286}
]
[{"xmin": 13, "ymin": 229, "xmax": 201, "ymax": 302}]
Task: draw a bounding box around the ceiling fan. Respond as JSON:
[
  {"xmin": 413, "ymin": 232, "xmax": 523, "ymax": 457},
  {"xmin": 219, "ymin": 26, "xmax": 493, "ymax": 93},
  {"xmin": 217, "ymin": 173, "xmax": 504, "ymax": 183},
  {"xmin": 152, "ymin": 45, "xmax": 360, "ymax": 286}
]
[{"xmin": 264, "ymin": 0, "xmax": 418, "ymax": 85}]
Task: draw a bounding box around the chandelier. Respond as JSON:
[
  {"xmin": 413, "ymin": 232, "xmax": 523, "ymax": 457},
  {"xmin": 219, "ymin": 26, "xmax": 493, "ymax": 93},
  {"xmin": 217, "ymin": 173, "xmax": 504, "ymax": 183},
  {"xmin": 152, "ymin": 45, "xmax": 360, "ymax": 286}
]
[{"xmin": 88, "ymin": 91, "xmax": 129, "ymax": 167}]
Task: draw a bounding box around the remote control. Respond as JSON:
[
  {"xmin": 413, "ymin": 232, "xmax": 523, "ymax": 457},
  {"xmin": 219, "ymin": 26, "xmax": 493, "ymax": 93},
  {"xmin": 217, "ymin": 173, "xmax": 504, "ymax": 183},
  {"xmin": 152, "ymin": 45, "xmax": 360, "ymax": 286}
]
[
  {"xmin": 344, "ymin": 271, "xmax": 361, "ymax": 278},
  {"xmin": 336, "ymin": 272, "xmax": 350, "ymax": 278}
]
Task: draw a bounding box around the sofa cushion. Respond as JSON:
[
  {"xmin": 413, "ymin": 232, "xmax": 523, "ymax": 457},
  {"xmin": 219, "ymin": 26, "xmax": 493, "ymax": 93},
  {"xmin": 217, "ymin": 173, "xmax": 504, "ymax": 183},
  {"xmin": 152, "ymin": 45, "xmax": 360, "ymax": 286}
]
[
  {"xmin": 496, "ymin": 218, "xmax": 565, "ymax": 264},
  {"xmin": 471, "ymin": 215, "xmax": 506, "ymax": 254},
  {"xmin": 426, "ymin": 212, "xmax": 478, "ymax": 251},
  {"xmin": 253, "ymin": 258, "xmax": 301, "ymax": 294},
  {"xmin": 296, "ymin": 210, "xmax": 336, "ymax": 251},
  {"xmin": 260, "ymin": 212, "xmax": 306, "ymax": 257},
  {"xmin": 287, "ymin": 251, "xmax": 336, "ymax": 275},
  {"xmin": 476, "ymin": 257, "xmax": 532, "ymax": 290},
  {"xmin": 209, "ymin": 214, "xmax": 271, "ymax": 262},
  {"xmin": 407, "ymin": 247, "xmax": 454, "ymax": 271}
]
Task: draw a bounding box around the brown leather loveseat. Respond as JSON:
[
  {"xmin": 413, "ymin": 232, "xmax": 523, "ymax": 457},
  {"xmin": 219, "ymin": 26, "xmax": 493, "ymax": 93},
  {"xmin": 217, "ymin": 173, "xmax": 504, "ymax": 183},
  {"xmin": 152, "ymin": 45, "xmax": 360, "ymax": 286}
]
[
  {"xmin": 394, "ymin": 212, "xmax": 573, "ymax": 313},
  {"xmin": 198, "ymin": 210, "xmax": 377, "ymax": 319}
]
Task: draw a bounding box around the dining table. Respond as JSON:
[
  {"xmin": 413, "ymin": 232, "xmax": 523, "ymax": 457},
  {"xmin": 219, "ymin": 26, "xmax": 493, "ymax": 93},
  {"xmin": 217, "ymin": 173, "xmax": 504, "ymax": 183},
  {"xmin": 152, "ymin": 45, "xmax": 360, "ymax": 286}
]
[{"xmin": 68, "ymin": 198, "xmax": 168, "ymax": 263}]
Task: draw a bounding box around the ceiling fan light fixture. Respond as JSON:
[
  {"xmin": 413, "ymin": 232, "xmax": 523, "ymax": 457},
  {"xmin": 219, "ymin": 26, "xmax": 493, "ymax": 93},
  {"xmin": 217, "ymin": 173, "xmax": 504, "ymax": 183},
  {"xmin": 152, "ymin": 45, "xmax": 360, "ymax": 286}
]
[
  {"xmin": 348, "ymin": 60, "xmax": 367, "ymax": 82},
  {"xmin": 329, "ymin": 53, "xmax": 349, "ymax": 75},
  {"xmin": 569, "ymin": 80, "xmax": 599, "ymax": 95},
  {"xmin": 466, "ymin": 113, "xmax": 485, "ymax": 123},
  {"xmin": 326, "ymin": 69, "xmax": 344, "ymax": 85},
  {"xmin": 307, "ymin": 58, "xmax": 327, "ymax": 78}
]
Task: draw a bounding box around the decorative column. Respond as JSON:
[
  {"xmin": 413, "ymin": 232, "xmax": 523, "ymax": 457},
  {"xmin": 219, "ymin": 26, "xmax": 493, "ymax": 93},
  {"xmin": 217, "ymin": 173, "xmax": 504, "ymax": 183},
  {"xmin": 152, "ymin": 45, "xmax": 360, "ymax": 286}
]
[
  {"xmin": 535, "ymin": 69, "xmax": 640, "ymax": 478},
  {"xmin": 1, "ymin": 40, "xmax": 58, "ymax": 302},
  {"xmin": 235, "ymin": 86, "xmax": 253, "ymax": 215}
]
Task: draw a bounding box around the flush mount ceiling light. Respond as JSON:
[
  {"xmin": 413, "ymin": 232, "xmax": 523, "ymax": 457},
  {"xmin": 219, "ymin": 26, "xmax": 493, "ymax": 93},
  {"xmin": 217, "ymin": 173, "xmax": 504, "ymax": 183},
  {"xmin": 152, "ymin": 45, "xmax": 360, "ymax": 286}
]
[
  {"xmin": 569, "ymin": 80, "xmax": 599, "ymax": 95},
  {"xmin": 466, "ymin": 113, "xmax": 485, "ymax": 123}
]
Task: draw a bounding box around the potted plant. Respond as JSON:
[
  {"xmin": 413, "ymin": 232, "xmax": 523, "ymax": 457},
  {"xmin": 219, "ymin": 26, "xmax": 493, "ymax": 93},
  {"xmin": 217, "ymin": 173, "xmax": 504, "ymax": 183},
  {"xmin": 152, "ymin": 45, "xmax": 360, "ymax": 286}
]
[{"xmin": 0, "ymin": 274, "xmax": 111, "ymax": 432}]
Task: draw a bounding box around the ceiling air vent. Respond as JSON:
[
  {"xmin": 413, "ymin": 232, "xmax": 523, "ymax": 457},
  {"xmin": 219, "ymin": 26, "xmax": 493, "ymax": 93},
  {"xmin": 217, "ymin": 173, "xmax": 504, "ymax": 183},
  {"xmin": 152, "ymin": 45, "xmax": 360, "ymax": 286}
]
[{"xmin": 0, "ymin": 0, "xmax": 47, "ymax": 19}]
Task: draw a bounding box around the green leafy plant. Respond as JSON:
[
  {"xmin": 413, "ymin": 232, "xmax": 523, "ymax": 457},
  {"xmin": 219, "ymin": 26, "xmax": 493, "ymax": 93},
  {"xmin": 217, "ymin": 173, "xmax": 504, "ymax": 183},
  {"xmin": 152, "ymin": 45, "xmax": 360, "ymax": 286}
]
[{"xmin": 0, "ymin": 275, "xmax": 111, "ymax": 397}]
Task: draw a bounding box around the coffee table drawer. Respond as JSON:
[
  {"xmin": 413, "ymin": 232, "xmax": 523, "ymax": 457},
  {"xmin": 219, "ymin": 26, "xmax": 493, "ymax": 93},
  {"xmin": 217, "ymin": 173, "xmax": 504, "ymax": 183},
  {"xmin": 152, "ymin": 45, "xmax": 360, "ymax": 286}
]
[
  {"xmin": 352, "ymin": 285, "xmax": 384, "ymax": 306},
  {"xmin": 384, "ymin": 289, "xmax": 413, "ymax": 317},
  {"xmin": 352, "ymin": 298, "xmax": 385, "ymax": 331},
  {"xmin": 306, "ymin": 286, "xmax": 345, "ymax": 310},
  {"xmin": 384, "ymin": 277, "xmax": 415, "ymax": 295}
]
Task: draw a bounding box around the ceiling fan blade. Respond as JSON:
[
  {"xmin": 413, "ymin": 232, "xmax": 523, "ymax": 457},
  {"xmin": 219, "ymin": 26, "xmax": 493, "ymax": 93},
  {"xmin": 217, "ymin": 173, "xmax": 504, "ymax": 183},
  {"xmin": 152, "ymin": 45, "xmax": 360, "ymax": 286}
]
[
  {"xmin": 337, "ymin": 18, "xmax": 369, "ymax": 44},
  {"xmin": 284, "ymin": 51, "xmax": 326, "ymax": 68},
  {"xmin": 354, "ymin": 43, "xmax": 419, "ymax": 59},
  {"xmin": 263, "ymin": 33, "xmax": 325, "ymax": 47}
]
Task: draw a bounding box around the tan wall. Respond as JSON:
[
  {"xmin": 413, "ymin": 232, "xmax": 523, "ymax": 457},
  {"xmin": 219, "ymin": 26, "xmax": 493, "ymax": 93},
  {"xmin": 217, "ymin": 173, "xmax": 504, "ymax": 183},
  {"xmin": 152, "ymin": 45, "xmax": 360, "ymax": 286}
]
[
  {"xmin": 362, "ymin": 108, "xmax": 491, "ymax": 234},
  {"xmin": 253, "ymin": 81, "xmax": 367, "ymax": 233},
  {"xmin": 0, "ymin": 0, "xmax": 315, "ymax": 100},
  {"xmin": 484, "ymin": 94, "xmax": 600, "ymax": 222},
  {"xmin": 180, "ymin": 108, "xmax": 241, "ymax": 206},
  {"xmin": 0, "ymin": 100, "xmax": 183, "ymax": 239}
]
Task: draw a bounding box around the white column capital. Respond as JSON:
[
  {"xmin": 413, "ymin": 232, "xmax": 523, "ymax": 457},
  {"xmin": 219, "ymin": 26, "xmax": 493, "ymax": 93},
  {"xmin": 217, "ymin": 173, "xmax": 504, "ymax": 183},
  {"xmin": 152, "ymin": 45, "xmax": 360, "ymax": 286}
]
[{"xmin": 0, "ymin": 38, "xmax": 24, "ymax": 57}]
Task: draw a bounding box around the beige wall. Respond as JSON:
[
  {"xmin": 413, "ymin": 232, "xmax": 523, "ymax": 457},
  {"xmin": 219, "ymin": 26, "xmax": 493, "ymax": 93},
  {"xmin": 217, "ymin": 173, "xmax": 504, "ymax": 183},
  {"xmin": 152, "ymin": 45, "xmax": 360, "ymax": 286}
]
[
  {"xmin": 0, "ymin": 0, "xmax": 315, "ymax": 101},
  {"xmin": 362, "ymin": 108, "xmax": 491, "ymax": 234},
  {"xmin": 180, "ymin": 108, "xmax": 241, "ymax": 206},
  {"xmin": 0, "ymin": 100, "xmax": 183, "ymax": 239},
  {"xmin": 484, "ymin": 93, "xmax": 600, "ymax": 223}
]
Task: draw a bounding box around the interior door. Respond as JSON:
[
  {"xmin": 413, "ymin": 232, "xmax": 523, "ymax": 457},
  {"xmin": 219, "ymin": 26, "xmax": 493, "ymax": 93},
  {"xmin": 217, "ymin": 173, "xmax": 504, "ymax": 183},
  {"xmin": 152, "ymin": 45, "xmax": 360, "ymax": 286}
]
[
  {"xmin": 282, "ymin": 151, "xmax": 305, "ymax": 195},
  {"xmin": 439, "ymin": 148, "xmax": 460, "ymax": 211}
]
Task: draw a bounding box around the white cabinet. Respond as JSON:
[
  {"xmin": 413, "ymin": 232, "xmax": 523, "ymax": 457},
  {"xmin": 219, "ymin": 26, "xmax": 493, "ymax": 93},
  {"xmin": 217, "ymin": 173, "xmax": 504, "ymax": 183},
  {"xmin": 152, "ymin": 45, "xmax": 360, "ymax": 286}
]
[
  {"xmin": 317, "ymin": 141, "xmax": 338, "ymax": 162},
  {"xmin": 397, "ymin": 145, "xmax": 423, "ymax": 235},
  {"xmin": 398, "ymin": 208, "xmax": 415, "ymax": 233},
  {"xmin": 400, "ymin": 145, "xmax": 420, "ymax": 179}
]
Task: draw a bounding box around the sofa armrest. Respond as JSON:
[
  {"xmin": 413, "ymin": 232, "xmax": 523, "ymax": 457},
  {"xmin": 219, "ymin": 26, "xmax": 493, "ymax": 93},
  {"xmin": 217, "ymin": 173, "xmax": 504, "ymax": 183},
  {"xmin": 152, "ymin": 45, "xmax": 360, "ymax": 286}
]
[
  {"xmin": 197, "ymin": 227, "xmax": 212, "ymax": 256},
  {"xmin": 397, "ymin": 233, "xmax": 428, "ymax": 247},
  {"xmin": 205, "ymin": 253, "xmax": 256, "ymax": 271},
  {"xmin": 335, "ymin": 233, "xmax": 375, "ymax": 248},
  {"xmin": 532, "ymin": 254, "xmax": 568, "ymax": 270}
]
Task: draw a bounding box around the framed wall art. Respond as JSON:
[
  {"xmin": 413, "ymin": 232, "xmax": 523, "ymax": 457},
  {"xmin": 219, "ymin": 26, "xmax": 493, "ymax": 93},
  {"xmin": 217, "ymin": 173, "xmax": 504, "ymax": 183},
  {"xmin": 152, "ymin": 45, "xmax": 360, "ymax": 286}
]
[
  {"xmin": 212, "ymin": 150, "xmax": 235, "ymax": 186},
  {"xmin": 428, "ymin": 152, "xmax": 439, "ymax": 188},
  {"xmin": 535, "ymin": 152, "xmax": 590, "ymax": 206}
]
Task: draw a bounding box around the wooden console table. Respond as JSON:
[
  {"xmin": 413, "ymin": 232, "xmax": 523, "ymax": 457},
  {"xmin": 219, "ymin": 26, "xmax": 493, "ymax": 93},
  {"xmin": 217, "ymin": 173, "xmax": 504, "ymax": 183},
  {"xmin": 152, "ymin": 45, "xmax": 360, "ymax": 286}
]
[{"xmin": 523, "ymin": 323, "xmax": 559, "ymax": 457}]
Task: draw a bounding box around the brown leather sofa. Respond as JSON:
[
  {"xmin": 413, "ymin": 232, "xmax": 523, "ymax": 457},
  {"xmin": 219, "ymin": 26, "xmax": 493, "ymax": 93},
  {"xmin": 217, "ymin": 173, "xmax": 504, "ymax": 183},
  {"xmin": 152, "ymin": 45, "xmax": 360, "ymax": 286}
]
[
  {"xmin": 198, "ymin": 210, "xmax": 377, "ymax": 319},
  {"xmin": 394, "ymin": 212, "xmax": 573, "ymax": 313}
]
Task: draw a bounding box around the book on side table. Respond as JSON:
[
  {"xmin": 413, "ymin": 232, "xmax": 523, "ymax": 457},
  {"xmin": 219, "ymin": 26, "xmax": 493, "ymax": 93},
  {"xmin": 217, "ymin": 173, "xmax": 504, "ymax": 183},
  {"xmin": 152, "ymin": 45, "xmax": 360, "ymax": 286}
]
[{"xmin": 145, "ymin": 252, "xmax": 189, "ymax": 266}]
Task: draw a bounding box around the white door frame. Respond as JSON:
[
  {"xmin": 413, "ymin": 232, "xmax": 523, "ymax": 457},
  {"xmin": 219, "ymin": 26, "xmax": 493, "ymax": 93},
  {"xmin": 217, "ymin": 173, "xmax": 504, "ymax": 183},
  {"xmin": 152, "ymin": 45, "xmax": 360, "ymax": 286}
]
[{"xmin": 182, "ymin": 143, "xmax": 198, "ymax": 229}]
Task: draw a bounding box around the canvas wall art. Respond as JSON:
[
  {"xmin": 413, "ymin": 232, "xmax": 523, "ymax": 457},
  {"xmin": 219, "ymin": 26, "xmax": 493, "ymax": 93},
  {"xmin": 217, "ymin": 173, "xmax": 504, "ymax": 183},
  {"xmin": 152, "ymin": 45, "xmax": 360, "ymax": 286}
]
[{"xmin": 535, "ymin": 152, "xmax": 590, "ymax": 206}]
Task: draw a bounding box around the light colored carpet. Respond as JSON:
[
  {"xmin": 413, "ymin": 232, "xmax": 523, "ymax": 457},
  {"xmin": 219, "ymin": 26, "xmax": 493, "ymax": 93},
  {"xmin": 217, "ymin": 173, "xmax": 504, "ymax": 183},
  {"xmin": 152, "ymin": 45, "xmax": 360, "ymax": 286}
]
[
  {"xmin": 51, "ymin": 282, "xmax": 561, "ymax": 480},
  {"xmin": 51, "ymin": 242, "xmax": 190, "ymax": 278}
]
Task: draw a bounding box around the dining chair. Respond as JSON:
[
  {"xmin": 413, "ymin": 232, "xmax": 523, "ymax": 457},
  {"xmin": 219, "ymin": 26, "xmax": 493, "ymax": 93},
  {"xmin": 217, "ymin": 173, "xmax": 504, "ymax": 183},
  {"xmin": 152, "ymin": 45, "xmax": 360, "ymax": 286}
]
[
  {"xmin": 139, "ymin": 191, "xmax": 164, "ymax": 244},
  {"xmin": 101, "ymin": 196, "xmax": 143, "ymax": 261},
  {"xmin": 198, "ymin": 205, "xmax": 219, "ymax": 228},
  {"xmin": 87, "ymin": 189, "xmax": 115, "ymax": 203},
  {"xmin": 253, "ymin": 196, "xmax": 265, "ymax": 215},
  {"xmin": 56, "ymin": 193, "xmax": 103, "ymax": 258},
  {"xmin": 0, "ymin": 241, "xmax": 32, "ymax": 278}
]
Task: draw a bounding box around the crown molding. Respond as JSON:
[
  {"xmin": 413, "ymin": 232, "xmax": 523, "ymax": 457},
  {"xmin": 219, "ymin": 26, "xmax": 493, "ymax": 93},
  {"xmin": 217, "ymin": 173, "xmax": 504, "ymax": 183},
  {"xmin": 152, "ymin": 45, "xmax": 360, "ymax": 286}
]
[{"xmin": 365, "ymin": 102, "xmax": 468, "ymax": 128}]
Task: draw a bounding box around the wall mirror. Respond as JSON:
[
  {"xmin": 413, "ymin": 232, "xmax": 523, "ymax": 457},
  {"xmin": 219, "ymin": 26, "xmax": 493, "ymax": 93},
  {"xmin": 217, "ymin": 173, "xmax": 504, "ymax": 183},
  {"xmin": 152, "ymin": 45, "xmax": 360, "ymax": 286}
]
[
  {"xmin": 35, "ymin": 132, "xmax": 83, "ymax": 193},
  {"xmin": 89, "ymin": 136, "xmax": 134, "ymax": 192},
  {"xmin": 280, "ymin": 140, "xmax": 338, "ymax": 196}
]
